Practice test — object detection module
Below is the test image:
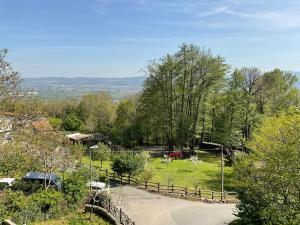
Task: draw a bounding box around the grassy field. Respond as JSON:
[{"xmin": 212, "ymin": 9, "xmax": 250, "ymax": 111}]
[
  {"xmin": 83, "ymin": 150, "xmax": 235, "ymax": 192},
  {"xmin": 33, "ymin": 212, "xmax": 111, "ymax": 225}
]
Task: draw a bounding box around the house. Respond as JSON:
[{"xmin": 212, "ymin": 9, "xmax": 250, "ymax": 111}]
[{"xmin": 23, "ymin": 172, "xmax": 61, "ymax": 190}]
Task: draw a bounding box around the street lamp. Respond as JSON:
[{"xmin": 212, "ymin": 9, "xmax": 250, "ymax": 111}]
[
  {"xmin": 89, "ymin": 145, "xmax": 98, "ymax": 191},
  {"xmin": 89, "ymin": 145, "xmax": 98, "ymax": 220}
]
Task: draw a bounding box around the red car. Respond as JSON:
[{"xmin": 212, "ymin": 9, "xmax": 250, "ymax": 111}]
[{"xmin": 167, "ymin": 151, "xmax": 183, "ymax": 159}]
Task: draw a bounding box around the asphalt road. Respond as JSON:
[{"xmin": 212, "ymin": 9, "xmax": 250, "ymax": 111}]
[{"xmin": 110, "ymin": 185, "xmax": 236, "ymax": 225}]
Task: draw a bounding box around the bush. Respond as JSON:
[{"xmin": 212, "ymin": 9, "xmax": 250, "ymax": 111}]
[
  {"xmin": 0, "ymin": 190, "xmax": 40, "ymax": 224},
  {"xmin": 62, "ymin": 169, "xmax": 88, "ymax": 207},
  {"xmin": 30, "ymin": 189, "xmax": 67, "ymax": 221},
  {"xmin": 111, "ymin": 152, "xmax": 145, "ymax": 176},
  {"xmin": 11, "ymin": 180, "xmax": 43, "ymax": 194},
  {"xmin": 49, "ymin": 117, "xmax": 62, "ymax": 129},
  {"xmin": 63, "ymin": 113, "xmax": 84, "ymax": 131}
]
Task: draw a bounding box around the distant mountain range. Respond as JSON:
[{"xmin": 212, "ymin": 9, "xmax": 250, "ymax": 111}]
[
  {"xmin": 21, "ymin": 72, "xmax": 300, "ymax": 100},
  {"xmin": 21, "ymin": 77, "xmax": 146, "ymax": 101}
]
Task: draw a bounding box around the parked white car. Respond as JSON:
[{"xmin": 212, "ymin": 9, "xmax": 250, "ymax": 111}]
[
  {"xmin": 0, "ymin": 178, "xmax": 15, "ymax": 188},
  {"xmin": 86, "ymin": 181, "xmax": 110, "ymax": 194}
]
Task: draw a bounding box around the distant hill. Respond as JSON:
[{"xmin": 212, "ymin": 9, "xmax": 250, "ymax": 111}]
[{"xmin": 21, "ymin": 76, "xmax": 146, "ymax": 101}]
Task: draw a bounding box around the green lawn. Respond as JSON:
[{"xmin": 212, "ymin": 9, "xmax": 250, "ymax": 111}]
[{"xmin": 83, "ymin": 150, "xmax": 235, "ymax": 192}]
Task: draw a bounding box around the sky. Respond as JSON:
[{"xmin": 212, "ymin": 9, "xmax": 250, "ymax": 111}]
[{"xmin": 1, "ymin": 0, "xmax": 300, "ymax": 77}]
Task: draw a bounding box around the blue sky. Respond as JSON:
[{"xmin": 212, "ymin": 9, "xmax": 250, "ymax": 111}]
[{"xmin": 1, "ymin": 0, "xmax": 300, "ymax": 77}]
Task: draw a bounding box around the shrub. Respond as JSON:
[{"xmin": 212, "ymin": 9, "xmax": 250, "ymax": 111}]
[
  {"xmin": 62, "ymin": 169, "xmax": 88, "ymax": 207},
  {"xmin": 30, "ymin": 189, "xmax": 67, "ymax": 221},
  {"xmin": 49, "ymin": 117, "xmax": 62, "ymax": 129},
  {"xmin": 63, "ymin": 113, "xmax": 84, "ymax": 131},
  {"xmin": 111, "ymin": 152, "xmax": 145, "ymax": 176},
  {"xmin": 11, "ymin": 180, "xmax": 43, "ymax": 194}
]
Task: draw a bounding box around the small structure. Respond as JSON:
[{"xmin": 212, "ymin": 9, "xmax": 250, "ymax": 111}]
[
  {"xmin": 66, "ymin": 132, "xmax": 92, "ymax": 144},
  {"xmin": 31, "ymin": 119, "xmax": 53, "ymax": 132},
  {"xmin": 23, "ymin": 172, "xmax": 61, "ymax": 190}
]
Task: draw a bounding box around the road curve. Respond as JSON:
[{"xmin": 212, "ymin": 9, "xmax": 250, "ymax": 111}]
[{"xmin": 110, "ymin": 185, "xmax": 236, "ymax": 225}]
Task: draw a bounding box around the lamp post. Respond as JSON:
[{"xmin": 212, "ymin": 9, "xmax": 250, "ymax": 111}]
[
  {"xmin": 89, "ymin": 145, "xmax": 98, "ymax": 220},
  {"xmin": 221, "ymin": 145, "xmax": 224, "ymax": 201}
]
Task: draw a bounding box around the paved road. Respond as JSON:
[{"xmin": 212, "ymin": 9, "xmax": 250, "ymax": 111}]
[{"xmin": 110, "ymin": 185, "xmax": 236, "ymax": 225}]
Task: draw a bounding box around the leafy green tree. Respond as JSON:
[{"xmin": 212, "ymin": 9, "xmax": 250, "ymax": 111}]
[
  {"xmin": 91, "ymin": 143, "xmax": 111, "ymax": 167},
  {"xmin": 111, "ymin": 152, "xmax": 145, "ymax": 176},
  {"xmin": 62, "ymin": 113, "xmax": 84, "ymax": 131},
  {"xmin": 78, "ymin": 92, "xmax": 116, "ymax": 134},
  {"xmin": 234, "ymin": 108, "xmax": 300, "ymax": 225}
]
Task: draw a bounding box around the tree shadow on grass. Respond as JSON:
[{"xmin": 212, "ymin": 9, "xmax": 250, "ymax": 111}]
[
  {"xmin": 200, "ymin": 170, "xmax": 236, "ymax": 191},
  {"xmin": 177, "ymin": 169, "xmax": 194, "ymax": 173}
]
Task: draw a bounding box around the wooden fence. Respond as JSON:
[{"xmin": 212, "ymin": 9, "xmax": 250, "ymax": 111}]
[
  {"xmin": 93, "ymin": 196, "xmax": 136, "ymax": 225},
  {"xmin": 99, "ymin": 168, "xmax": 237, "ymax": 202}
]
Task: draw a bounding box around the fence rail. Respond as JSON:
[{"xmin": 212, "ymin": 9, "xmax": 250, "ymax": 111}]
[
  {"xmin": 93, "ymin": 196, "xmax": 136, "ymax": 225},
  {"xmin": 100, "ymin": 168, "xmax": 238, "ymax": 202}
]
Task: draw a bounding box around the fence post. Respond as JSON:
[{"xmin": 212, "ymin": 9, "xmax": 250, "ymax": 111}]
[
  {"xmin": 145, "ymin": 181, "xmax": 148, "ymax": 189},
  {"xmin": 198, "ymin": 189, "xmax": 202, "ymax": 198},
  {"xmin": 157, "ymin": 182, "xmax": 160, "ymax": 192},
  {"xmin": 185, "ymin": 187, "xmax": 188, "ymax": 196},
  {"xmin": 128, "ymin": 175, "xmax": 131, "ymax": 184},
  {"xmin": 120, "ymin": 175, "xmax": 123, "ymax": 182},
  {"xmin": 212, "ymin": 191, "xmax": 215, "ymax": 200},
  {"xmin": 120, "ymin": 208, "xmax": 122, "ymax": 224},
  {"xmin": 171, "ymin": 184, "xmax": 174, "ymax": 193}
]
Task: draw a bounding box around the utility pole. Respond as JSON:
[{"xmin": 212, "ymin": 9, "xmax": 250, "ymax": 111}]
[{"xmin": 221, "ymin": 145, "xmax": 224, "ymax": 201}]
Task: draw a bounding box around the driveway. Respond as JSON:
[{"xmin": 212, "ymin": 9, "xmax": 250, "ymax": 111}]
[{"xmin": 110, "ymin": 185, "xmax": 236, "ymax": 225}]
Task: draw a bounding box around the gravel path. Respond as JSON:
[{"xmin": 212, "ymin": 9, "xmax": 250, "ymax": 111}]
[{"xmin": 110, "ymin": 185, "xmax": 236, "ymax": 225}]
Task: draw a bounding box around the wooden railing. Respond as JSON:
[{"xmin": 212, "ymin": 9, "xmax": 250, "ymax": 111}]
[
  {"xmin": 92, "ymin": 195, "xmax": 136, "ymax": 225},
  {"xmin": 99, "ymin": 168, "xmax": 238, "ymax": 202}
]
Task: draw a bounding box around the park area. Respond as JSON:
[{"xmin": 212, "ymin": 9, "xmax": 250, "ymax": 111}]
[{"xmin": 83, "ymin": 150, "xmax": 235, "ymax": 192}]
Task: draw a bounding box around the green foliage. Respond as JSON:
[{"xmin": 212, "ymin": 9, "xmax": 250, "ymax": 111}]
[
  {"xmin": 91, "ymin": 143, "xmax": 111, "ymax": 167},
  {"xmin": 0, "ymin": 189, "xmax": 66, "ymax": 224},
  {"xmin": 234, "ymin": 110, "xmax": 300, "ymax": 225},
  {"xmin": 111, "ymin": 152, "xmax": 145, "ymax": 176},
  {"xmin": 63, "ymin": 113, "xmax": 84, "ymax": 131},
  {"xmin": 79, "ymin": 92, "xmax": 116, "ymax": 134},
  {"xmin": 62, "ymin": 169, "xmax": 88, "ymax": 207},
  {"xmin": 49, "ymin": 117, "xmax": 63, "ymax": 129},
  {"xmin": 139, "ymin": 165, "xmax": 154, "ymax": 183},
  {"xmin": 11, "ymin": 180, "xmax": 44, "ymax": 194},
  {"xmin": 31, "ymin": 189, "xmax": 67, "ymax": 220}
]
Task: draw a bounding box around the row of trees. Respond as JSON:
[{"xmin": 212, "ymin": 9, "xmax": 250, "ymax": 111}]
[
  {"xmin": 40, "ymin": 44, "xmax": 299, "ymax": 150},
  {"xmin": 115, "ymin": 44, "xmax": 300, "ymax": 149}
]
